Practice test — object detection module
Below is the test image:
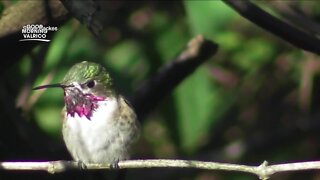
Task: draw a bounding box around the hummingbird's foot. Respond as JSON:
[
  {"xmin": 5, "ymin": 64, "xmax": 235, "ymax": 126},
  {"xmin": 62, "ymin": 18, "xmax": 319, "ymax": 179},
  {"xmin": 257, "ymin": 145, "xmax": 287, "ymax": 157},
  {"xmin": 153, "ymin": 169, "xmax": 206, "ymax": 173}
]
[
  {"xmin": 77, "ymin": 161, "xmax": 87, "ymax": 170},
  {"xmin": 110, "ymin": 160, "xmax": 120, "ymax": 169}
]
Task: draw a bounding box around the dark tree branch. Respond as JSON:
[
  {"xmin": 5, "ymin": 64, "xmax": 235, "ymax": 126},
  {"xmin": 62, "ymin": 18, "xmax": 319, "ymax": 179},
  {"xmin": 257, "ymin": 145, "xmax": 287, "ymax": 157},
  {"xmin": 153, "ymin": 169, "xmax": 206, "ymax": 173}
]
[
  {"xmin": 131, "ymin": 35, "xmax": 218, "ymax": 121},
  {"xmin": 223, "ymin": 0, "xmax": 320, "ymax": 54},
  {"xmin": 268, "ymin": 1, "xmax": 320, "ymax": 36}
]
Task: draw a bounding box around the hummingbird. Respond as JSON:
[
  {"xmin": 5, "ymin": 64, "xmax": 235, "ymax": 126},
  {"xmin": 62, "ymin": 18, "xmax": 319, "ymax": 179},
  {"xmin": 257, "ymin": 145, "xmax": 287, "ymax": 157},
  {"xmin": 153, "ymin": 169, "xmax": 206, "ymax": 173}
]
[{"xmin": 33, "ymin": 61, "xmax": 140, "ymax": 165}]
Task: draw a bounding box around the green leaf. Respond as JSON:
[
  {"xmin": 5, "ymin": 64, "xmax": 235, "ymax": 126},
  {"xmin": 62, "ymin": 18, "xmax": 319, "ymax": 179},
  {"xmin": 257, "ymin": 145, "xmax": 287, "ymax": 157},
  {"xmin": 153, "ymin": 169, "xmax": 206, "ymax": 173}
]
[
  {"xmin": 166, "ymin": 1, "xmax": 236, "ymax": 153},
  {"xmin": 231, "ymin": 38, "xmax": 276, "ymax": 72},
  {"xmin": 173, "ymin": 67, "xmax": 233, "ymax": 153},
  {"xmin": 34, "ymin": 106, "xmax": 62, "ymax": 138},
  {"xmin": 45, "ymin": 24, "xmax": 73, "ymax": 70},
  {"xmin": 184, "ymin": 0, "xmax": 235, "ymax": 35},
  {"xmin": 104, "ymin": 40, "xmax": 147, "ymax": 94},
  {"xmin": 104, "ymin": 40, "xmax": 143, "ymax": 72}
]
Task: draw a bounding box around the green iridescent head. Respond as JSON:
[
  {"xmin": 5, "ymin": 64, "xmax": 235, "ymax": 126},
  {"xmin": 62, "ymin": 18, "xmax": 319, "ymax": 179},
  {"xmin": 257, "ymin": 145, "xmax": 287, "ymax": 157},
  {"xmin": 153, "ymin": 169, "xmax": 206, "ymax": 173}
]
[
  {"xmin": 33, "ymin": 61, "xmax": 115, "ymax": 98},
  {"xmin": 62, "ymin": 61, "xmax": 111, "ymax": 85},
  {"xmin": 62, "ymin": 61, "xmax": 114, "ymax": 97}
]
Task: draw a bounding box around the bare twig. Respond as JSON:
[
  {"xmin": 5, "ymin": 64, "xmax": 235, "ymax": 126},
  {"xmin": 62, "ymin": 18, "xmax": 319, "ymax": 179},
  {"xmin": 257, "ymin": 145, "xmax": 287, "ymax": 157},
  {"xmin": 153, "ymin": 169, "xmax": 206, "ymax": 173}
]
[
  {"xmin": 131, "ymin": 35, "xmax": 218, "ymax": 120},
  {"xmin": 2, "ymin": 159, "xmax": 320, "ymax": 179},
  {"xmin": 223, "ymin": 0, "xmax": 320, "ymax": 54}
]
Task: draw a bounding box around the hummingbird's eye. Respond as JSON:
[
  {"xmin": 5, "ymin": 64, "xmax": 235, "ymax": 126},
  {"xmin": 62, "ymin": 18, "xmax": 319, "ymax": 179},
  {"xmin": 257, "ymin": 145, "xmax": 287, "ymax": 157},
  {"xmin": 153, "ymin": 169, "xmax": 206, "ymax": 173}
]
[{"xmin": 86, "ymin": 80, "xmax": 95, "ymax": 88}]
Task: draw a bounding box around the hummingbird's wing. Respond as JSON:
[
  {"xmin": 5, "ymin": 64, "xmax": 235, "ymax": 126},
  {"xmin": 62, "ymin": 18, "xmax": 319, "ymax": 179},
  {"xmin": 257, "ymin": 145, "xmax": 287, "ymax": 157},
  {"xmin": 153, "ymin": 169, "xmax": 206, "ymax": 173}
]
[
  {"xmin": 117, "ymin": 95, "xmax": 140, "ymax": 143},
  {"xmin": 61, "ymin": 106, "xmax": 66, "ymax": 121}
]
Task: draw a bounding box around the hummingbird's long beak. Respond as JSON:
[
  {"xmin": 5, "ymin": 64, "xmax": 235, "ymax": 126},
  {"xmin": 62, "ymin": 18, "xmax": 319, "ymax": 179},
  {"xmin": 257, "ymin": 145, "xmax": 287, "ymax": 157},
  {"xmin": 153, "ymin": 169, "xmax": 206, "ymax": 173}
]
[{"xmin": 32, "ymin": 83, "xmax": 66, "ymax": 90}]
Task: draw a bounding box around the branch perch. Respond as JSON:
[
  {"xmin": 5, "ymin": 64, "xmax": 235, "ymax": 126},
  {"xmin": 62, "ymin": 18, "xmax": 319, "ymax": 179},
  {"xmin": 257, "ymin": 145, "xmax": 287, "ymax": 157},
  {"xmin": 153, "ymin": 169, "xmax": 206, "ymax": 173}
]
[{"xmin": 2, "ymin": 159, "xmax": 320, "ymax": 179}]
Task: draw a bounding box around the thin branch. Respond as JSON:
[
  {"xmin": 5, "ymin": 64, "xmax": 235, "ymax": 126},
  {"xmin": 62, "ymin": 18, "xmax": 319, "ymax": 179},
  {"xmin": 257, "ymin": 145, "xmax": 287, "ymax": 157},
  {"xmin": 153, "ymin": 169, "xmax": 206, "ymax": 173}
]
[
  {"xmin": 223, "ymin": 0, "xmax": 320, "ymax": 54},
  {"xmin": 131, "ymin": 35, "xmax": 218, "ymax": 120},
  {"xmin": 2, "ymin": 159, "xmax": 320, "ymax": 179}
]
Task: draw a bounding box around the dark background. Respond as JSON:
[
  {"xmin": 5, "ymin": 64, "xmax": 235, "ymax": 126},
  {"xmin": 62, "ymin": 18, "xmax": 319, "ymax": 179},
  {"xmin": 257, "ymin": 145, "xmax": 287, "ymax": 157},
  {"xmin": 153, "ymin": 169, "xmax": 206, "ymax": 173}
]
[{"xmin": 0, "ymin": 0, "xmax": 320, "ymax": 179}]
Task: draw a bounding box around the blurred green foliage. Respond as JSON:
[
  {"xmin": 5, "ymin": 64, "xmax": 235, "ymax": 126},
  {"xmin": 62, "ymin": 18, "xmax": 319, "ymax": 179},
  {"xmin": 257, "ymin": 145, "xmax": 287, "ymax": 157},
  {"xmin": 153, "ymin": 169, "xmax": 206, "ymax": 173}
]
[{"xmin": 2, "ymin": 0, "xmax": 320, "ymax": 179}]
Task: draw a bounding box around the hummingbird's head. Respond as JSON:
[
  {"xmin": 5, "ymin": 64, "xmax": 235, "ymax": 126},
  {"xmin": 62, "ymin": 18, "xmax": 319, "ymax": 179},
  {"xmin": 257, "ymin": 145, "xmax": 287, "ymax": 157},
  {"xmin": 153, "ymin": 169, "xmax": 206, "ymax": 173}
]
[
  {"xmin": 33, "ymin": 61, "xmax": 115, "ymax": 119},
  {"xmin": 61, "ymin": 61, "xmax": 114, "ymax": 98}
]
